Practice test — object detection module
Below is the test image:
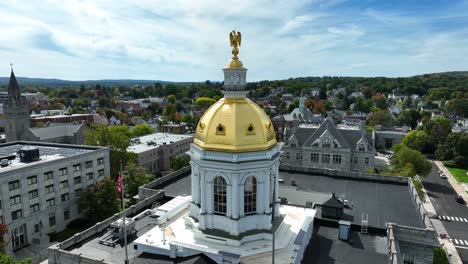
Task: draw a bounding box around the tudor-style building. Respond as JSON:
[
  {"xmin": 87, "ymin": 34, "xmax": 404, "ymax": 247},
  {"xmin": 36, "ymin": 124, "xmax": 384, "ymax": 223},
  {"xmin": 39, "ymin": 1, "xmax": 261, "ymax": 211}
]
[{"xmin": 282, "ymin": 118, "xmax": 375, "ymax": 172}]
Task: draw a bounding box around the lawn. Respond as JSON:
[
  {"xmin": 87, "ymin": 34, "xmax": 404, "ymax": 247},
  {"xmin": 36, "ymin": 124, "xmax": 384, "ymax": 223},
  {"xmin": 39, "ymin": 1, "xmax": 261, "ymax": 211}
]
[{"xmin": 443, "ymin": 162, "xmax": 468, "ymax": 183}]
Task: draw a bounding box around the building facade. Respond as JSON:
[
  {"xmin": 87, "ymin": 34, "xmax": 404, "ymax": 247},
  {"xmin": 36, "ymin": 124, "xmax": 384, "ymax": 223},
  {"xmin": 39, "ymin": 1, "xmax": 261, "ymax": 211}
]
[
  {"xmin": 0, "ymin": 142, "xmax": 110, "ymax": 255},
  {"xmin": 127, "ymin": 133, "xmax": 193, "ymax": 173},
  {"xmin": 282, "ymin": 118, "xmax": 376, "ymax": 172}
]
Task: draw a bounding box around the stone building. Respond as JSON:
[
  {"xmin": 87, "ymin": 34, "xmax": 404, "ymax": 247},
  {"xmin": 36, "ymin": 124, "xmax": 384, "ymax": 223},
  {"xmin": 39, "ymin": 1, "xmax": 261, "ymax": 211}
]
[
  {"xmin": 127, "ymin": 133, "xmax": 193, "ymax": 173},
  {"xmin": 282, "ymin": 118, "xmax": 375, "ymax": 172},
  {"xmin": 0, "ymin": 142, "xmax": 109, "ymax": 255},
  {"xmin": 272, "ymin": 96, "xmax": 323, "ymax": 141},
  {"xmin": 4, "ymin": 69, "xmax": 30, "ymax": 142},
  {"xmin": 2, "ymin": 69, "xmax": 87, "ymax": 145}
]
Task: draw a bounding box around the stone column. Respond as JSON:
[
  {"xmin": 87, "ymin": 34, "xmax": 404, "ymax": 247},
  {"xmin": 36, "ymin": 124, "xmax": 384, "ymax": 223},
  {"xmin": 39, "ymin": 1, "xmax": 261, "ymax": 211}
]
[
  {"xmin": 200, "ymin": 172, "xmax": 206, "ymax": 213},
  {"xmin": 232, "ymin": 173, "xmax": 240, "ymax": 219}
]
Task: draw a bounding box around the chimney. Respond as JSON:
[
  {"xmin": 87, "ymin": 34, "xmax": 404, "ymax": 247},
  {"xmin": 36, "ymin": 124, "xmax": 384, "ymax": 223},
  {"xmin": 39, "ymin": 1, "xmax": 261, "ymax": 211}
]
[{"xmin": 360, "ymin": 120, "xmax": 367, "ymax": 135}]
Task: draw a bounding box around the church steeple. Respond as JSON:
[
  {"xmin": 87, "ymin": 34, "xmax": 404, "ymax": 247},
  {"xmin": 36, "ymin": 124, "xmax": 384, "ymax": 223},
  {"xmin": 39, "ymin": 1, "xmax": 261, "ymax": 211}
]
[
  {"xmin": 4, "ymin": 66, "xmax": 30, "ymax": 142},
  {"xmin": 8, "ymin": 67, "xmax": 22, "ymax": 105}
]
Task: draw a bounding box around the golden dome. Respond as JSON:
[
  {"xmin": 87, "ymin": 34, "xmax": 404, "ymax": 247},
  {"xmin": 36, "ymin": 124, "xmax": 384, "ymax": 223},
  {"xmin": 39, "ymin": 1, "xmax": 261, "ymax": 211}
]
[{"xmin": 194, "ymin": 97, "xmax": 277, "ymax": 153}]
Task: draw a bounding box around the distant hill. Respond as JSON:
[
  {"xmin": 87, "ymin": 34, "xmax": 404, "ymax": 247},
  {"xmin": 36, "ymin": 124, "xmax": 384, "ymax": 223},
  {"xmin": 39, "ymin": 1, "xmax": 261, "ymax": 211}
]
[
  {"xmin": 0, "ymin": 71, "xmax": 467, "ymax": 88},
  {"xmin": 415, "ymin": 71, "xmax": 468, "ymax": 78},
  {"xmin": 0, "ymin": 77, "xmax": 178, "ymax": 87}
]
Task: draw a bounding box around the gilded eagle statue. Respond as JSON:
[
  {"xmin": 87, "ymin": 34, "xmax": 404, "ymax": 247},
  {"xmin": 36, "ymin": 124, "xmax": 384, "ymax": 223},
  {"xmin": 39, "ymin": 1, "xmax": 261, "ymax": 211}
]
[{"xmin": 229, "ymin": 30, "xmax": 242, "ymax": 60}]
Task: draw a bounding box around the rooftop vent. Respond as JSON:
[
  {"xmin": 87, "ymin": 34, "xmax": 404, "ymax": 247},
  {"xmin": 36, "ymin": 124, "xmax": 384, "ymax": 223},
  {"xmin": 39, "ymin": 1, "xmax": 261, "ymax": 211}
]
[{"xmin": 19, "ymin": 147, "xmax": 40, "ymax": 163}]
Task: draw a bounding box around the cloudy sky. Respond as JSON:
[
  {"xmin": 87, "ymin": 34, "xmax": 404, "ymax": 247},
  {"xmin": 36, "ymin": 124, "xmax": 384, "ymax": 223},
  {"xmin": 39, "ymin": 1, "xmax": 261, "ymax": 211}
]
[{"xmin": 1, "ymin": 0, "xmax": 468, "ymax": 81}]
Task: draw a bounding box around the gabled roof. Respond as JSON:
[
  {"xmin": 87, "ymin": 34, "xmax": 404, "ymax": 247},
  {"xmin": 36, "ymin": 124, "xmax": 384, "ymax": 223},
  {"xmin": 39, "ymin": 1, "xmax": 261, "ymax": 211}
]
[
  {"xmin": 323, "ymin": 194, "xmax": 344, "ymax": 208},
  {"xmin": 28, "ymin": 123, "xmax": 84, "ymax": 140},
  {"xmin": 303, "ymin": 118, "xmax": 350, "ymax": 148},
  {"xmin": 287, "ymin": 119, "xmax": 375, "ymax": 152}
]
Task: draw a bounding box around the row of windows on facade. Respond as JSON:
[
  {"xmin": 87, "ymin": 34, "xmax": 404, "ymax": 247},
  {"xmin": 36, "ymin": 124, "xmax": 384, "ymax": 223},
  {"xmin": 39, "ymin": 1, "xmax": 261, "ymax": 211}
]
[
  {"xmin": 285, "ymin": 152, "xmax": 370, "ymax": 165},
  {"xmin": 4, "ymin": 172, "xmax": 103, "ymax": 220},
  {"xmin": 7, "ymin": 169, "xmax": 105, "ymax": 192},
  {"xmin": 213, "ymin": 176, "xmax": 257, "ymax": 215},
  {"xmin": 12, "ymin": 209, "xmax": 73, "ymax": 236},
  {"xmin": 10, "ymin": 189, "xmax": 83, "ymax": 222}
]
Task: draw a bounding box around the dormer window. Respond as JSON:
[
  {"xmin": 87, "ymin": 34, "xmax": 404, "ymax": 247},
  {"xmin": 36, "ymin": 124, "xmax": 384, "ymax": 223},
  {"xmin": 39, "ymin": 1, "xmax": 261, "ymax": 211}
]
[
  {"xmin": 359, "ymin": 144, "xmax": 365, "ymax": 151},
  {"xmin": 290, "ymin": 140, "xmax": 297, "ymax": 148},
  {"xmin": 333, "ymin": 140, "xmax": 339, "ymax": 148},
  {"xmin": 322, "ymin": 138, "xmax": 331, "ymax": 148}
]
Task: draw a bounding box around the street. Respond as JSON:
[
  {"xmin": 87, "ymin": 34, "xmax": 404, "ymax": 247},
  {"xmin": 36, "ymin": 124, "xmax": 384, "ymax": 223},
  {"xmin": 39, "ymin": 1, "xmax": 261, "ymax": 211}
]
[{"xmin": 422, "ymin": 163, "xmax": 468, "ymax": 263}]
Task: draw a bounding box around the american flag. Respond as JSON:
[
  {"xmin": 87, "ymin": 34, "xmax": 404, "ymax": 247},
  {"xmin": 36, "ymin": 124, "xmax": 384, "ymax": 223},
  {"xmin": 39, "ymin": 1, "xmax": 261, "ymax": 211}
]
[{"xmin": 117, "ymin": 172, "xmax": 123, "ymax": 194}]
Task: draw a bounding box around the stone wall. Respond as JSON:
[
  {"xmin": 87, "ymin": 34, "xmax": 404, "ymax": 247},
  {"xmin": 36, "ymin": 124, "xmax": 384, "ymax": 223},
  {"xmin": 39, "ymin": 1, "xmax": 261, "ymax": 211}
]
[
  {"xmin": 47, "ymin": 191, "xmax": 164, "ymax": 264},
  {"xmin": 138, "ymin": 166, "xmax": 190, "ymax": 200},
  {"xmin": 408, "ymin": 179, "xmax": 432, "ymax": 228},
  {"xmin": 279, "ymin": 164, "xmax": 408, "ymax": 185}
]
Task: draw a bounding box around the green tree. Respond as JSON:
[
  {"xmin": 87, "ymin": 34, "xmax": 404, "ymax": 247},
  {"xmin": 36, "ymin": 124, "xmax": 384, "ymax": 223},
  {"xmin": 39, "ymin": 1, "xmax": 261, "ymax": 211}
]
[
  {"xmin": 402, "ymin": 130, "xmax": 431, "ymax": 153},
  {"xmin": 195, "ymin": 97, "xmax": 216, "ymax": 109},
  {"xmin": 436, "ymin": 133, "xmax": 462, "ymax": 161},
  {"xmin": 170, "ymin": 155, "xmax": 190, "ymax": 171},
  {"xmin": 353, "ymin": 97, "xmax": 372, "ymax": 113},
  {"xmin": 132, "ymin": 124, "xmax": 153, "ymax": 137},
  {"xmin": 123, "ymin": 163, "xmax": 153, "ymax": 198},
  {"xmin": 368, "ymin": 109, "xmax": 394, "ymax": 127},
  {"xmin": 78, "ymin": 177, "xmax": 119, "ymax": 223},
  {"xmin": 391, "ymin": 144, "xmax": 431, "ymax": 177},
  {"xmin": 454, "ymin": 133, "xmax": 468, "ymax": 166},
  {"xmin": 0, "ymin": 254, "xmax": 31, "ymax": 264},
  {"xmin": 423, "ymin": 117, "xmax": 452, "ymax": 146},
  {"xmin": 167, "ymin": 94, "xmax": 176, "ymax": 104},
  {"xmin": 84, "ymin": 124, "xmax": 132, "ymax": 176},
  {"xmin": 397, "ymin": 109, "xmax": 420, "ymax": 129}
]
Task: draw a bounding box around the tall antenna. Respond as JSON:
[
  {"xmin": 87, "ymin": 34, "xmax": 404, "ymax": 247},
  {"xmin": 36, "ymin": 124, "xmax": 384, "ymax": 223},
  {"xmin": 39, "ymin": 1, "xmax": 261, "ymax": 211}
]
[{"xmin": 10, "ymin": 62, "xmax": 13, "ymax": 71}]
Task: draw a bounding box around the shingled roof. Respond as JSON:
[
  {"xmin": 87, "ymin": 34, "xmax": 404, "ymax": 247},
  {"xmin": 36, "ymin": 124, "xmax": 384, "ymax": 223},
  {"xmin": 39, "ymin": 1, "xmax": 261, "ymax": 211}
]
[{"xmin": 286, "ymin": 118, "xmax": 374, "ymax": 151}]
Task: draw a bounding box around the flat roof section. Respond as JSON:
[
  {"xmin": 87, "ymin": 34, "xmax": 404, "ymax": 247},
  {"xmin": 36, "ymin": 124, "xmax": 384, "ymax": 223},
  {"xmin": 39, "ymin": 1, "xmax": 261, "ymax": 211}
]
[
  {"xmin": 0, "ymin": 142, "xmax": 101, "ymax": 173},
  {"xmin": 127, "ymin": 133, "xmax": 193, "ymax": 154},
  {"xmin": 303, "ymin": 225, "xmax": 388, "ymax": 264},
  {"xmin": 279, "ymin": 171, "xmax": 424, "ymax": 229}
]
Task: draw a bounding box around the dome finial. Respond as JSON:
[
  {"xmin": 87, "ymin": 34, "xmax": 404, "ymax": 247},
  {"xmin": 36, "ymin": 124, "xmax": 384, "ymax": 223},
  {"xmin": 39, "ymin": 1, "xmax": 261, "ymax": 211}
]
[{"xmin": 228, "ymin": 31, "xmax": 243, "ymax": 69}]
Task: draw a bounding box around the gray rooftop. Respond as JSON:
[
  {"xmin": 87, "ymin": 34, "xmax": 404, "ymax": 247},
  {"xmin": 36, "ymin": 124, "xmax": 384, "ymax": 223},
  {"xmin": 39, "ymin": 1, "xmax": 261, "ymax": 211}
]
[
  {"xmin": 279, "ymin": 171, "xmax": 424, "ymax": 229},
  {"xmin": 29, "ymin": 123, "xmax": 84, "ymax": 140},
  {"xmin": 0, "ymin": 142, "xmax": 102, "ymax": 173},
  {"xmin": 303, "ymin": 225, "xmax": 388, "ymax": 264},
  {"xmin": 127, "ymin": 133, "xmax": 193, "ymax": 154},
  {"xmin": 157, "ymin": 169, "xmax": 423, "ymax": 229}
]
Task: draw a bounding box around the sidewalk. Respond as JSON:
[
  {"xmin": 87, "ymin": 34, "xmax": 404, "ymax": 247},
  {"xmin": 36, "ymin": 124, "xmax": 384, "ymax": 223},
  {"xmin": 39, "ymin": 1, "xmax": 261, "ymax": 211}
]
[{"xmin": 435, "ymin": 161, "xmax": 468, "ymax": 207}]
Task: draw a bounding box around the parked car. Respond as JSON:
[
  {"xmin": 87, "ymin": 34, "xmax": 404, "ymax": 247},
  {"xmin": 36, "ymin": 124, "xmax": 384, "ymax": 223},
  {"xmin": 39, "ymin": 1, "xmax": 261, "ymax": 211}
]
[
  {"xmin": 440, "ymin": 173, "xmax": 447, "ymax": 179},
  {"xmin": 456, "ymin": 195, "xmax": 465, "ymax": 204}
]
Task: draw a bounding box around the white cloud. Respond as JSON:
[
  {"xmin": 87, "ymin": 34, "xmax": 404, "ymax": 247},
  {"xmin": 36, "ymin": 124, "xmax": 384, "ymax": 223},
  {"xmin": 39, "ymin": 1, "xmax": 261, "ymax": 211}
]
[{"xmin": 0, "ymin": 0, "xmax": 467, "ymax": 81}]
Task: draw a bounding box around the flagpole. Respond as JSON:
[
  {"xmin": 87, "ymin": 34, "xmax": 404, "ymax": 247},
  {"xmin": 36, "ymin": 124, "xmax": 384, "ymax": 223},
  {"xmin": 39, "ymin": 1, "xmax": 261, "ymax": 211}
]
[
  {"xmin": 272, "ymin": 174, "xmax": 276, "ymax": 264},
  {"xmin": 120, "ymin": 160, "xmax": 129, "ymax": 264}
]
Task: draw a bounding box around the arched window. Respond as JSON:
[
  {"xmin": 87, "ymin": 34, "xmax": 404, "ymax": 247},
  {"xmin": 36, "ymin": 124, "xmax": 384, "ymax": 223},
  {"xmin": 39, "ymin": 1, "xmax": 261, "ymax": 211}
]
[
  {"xmin": 244, "ymin": 177, "xmax": 257, "ymax": 214},
  {"xmin": 322, "ymin": 138, "xmax": 331, "ymax": 148},
  {"xmin": 213, "ymin": 177, "xmax": 227, "ymax": 215}
]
